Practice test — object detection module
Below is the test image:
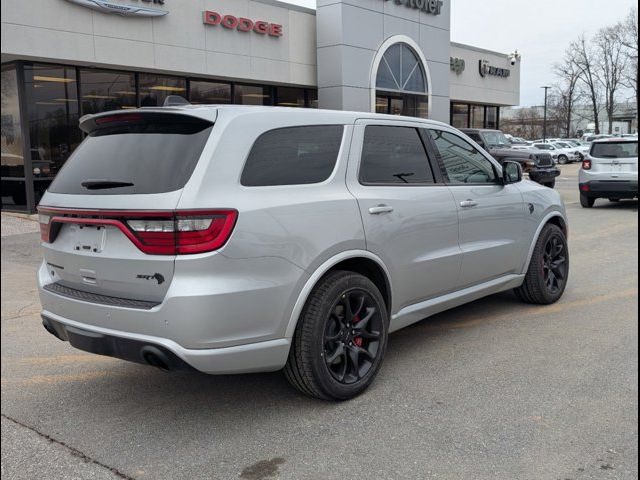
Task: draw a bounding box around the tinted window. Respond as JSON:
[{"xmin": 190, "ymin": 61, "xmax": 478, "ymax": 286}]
[
  {"xmin": 428, "ymin": 130, "xmax": 498, "ymax": 184},
  {"xmin": 241, "ymin": 126, "xmax": 343, "ymax": 186},
  {"xmin": 48, "ymin": 114, "xmax": 213, "ymax": 195},
  {"xmin": 591, "ymin": 141, "xmax": 638, "ymax": 158},
  {"xmin": 360, "ymin": 126, "xmax": 434, "ymax": 185}
]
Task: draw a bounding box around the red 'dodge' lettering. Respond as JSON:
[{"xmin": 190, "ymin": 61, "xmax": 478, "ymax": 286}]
[{"xmin": 203, "ymin": 11, "xmax": 283, "ymax": 37}]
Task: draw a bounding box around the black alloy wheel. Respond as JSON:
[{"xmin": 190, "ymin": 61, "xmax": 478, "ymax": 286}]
[
  {"xmin": 542, "ymin": 233, "xmax": 568, "ymax": 295},
  {"xmin": 323, "ymin": 289, "xmax": 383, "ymax": 385},
  {"xmin": 515, "ymin": 223, "xmax": 569, "ymax": 304},
  {"xmin": 284, "ymin": 270, "xmax": 389, "ymax": 400}
]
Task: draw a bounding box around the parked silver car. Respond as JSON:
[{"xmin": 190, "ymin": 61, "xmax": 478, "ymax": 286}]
[
  {"xmin": 38, "ymin": 107, "xmax": 569, "ymax": 400},
  {"xmin": 579, "ymin": 137, "xmax": 638, "ymax": 208}
]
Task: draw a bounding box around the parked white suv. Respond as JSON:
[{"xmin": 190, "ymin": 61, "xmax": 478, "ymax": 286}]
[
  {"xmin": 38, "ymin": 106, "xmax": 569, "ymax": 400},
  {"xmin": 579, "ymin": 138, "xmax": 638, "ymax": 207}
]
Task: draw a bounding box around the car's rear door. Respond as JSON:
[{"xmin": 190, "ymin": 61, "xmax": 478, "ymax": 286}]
[
  {"xmin": 425, "ymin": 128, "xmax": 527, "ymax": 287},
  {"xmin": 346, "ymin": 120, "xmax": 462, "ymax": 314},
  {"xmin": 38, "ymin": 111, "xmax": 215, "ymax": 303}
]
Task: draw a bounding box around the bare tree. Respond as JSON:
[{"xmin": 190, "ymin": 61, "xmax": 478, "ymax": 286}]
[
  {"xmin": 553, "ymin": 50, "xmax": 583, "ymax": 137},
  {"xmin": 618, "ymin": 8, "xmax": 638, "ymax": 120},
  {"xmin": 570, "ymin": 35, "xmax": 602, "ymax": 134},
  {"xmin": 594, "ymin": 25, "xmax": 628, "ymax": 134}
]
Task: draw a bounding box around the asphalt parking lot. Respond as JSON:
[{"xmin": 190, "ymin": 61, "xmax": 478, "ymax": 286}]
[{"xmin": 1, "ymin": 163, "xmax": 638, "ymax": 480}]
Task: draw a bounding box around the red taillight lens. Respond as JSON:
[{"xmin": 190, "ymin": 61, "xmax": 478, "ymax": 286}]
[
  {"xmin": 582, "ymin": 159, "xmax": 592, "ymax": 170},
  {"xmin": 175, "ymin": 212, "xmax": 237, "ymax": 254},
  {"xmin": 95, "ymin": 113, "xmax": 143, "ymax": 125},
  {"xmin": 37, "ymin": 208, "xmax": 237, "ymax": 255},
  {"xmin": 39, "ymin": 213, "xmax": 51, "ymax": 242},
  {"xmin": 126, "ymin": 211, "xmax": 237, "ymax": 255}
]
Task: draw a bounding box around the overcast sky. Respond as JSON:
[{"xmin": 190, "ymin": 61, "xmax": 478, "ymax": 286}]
[{"xmin": 281, "ymin": 0, "xmax": 636, "ymax": 106}]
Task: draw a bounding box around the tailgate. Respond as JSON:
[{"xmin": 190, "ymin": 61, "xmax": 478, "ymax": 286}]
[{"xmin": 37, "ymin": 110, "xmax": 217, "ymax": 304}]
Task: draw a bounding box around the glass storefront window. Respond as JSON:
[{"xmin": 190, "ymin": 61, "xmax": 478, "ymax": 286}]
[
  {"xmin": 234, "ymin": 84, "xmax": 272, "ymax": 105},
  {"xmin": 486, "ymin": 106, "xmax": 498, "ymax": 129},
  {"xmin": 275, "ymin": 87, "xmax": 305, "ymax": 107},
  {"xmin": 139, "ymin": 74, "xmax": 186, "ymax": 107},
  {"xmin": 1, "ymin": 66, "xmax": 27, "ymax": 210},
  {"xmin": 471, "ymin": 105, "xmax": 485, "ymax": 129},
  {"xmin": 24, "ymin": 64, "xmax": 82, "ymax": 205},
  {"xmin": 189, "ymin": 80, "xmax": 231, "ymax": 104},
  {"xmin": 307, "ymin": 89, "xmax": 318, "ymax": 108},
  {"xmin": 451, "ymin": 103, "xmax": 469, "ymax": 129},
  {"xmin": 376, "ymin": 93, "xmax": 428, "ymax": 118},
  {"xmin": 79, "ymin": 69, "xmax": 136, "ymax": 114}
]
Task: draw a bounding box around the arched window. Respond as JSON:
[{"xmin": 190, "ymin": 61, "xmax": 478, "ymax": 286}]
[{"xmin": 375, "ymin": 43, "xmax": 428, "ymax": 118}]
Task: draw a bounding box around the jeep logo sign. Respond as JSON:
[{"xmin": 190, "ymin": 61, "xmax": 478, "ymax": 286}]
[
  {"xmin": 383, "ymin": 0, "xmax": 444, "ymax": 15},
  {"xmin": 203, "ymin": 11, "xmax": 283, "ymax": 37},
  {"xmin": 479, "ymin": 60, "xmax": 510, "ymax": 78}
]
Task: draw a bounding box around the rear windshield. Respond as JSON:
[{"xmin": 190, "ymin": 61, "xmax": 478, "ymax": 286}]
[
  {"xmin": 48, "ymin": 113, "xmax": 213, "ymax": 195},
  {"xmin": 591, "ymin": 141, "xmax": 638, "ymax": 159}
]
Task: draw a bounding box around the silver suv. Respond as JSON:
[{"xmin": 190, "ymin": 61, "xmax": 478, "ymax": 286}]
[
  {"xmin": 579, "ymin": 138, "xmax": 638, "ymax": 208},
  {"xmin": 38, "ymin": 107, "xmax": 569, "ymax": 400}
]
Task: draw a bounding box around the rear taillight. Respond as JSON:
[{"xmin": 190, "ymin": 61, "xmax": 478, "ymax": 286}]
[
  {"xmin": 582, "ymin": 159, "xmax": 592, "ymax": 170},
  {"xmin": 37, "ymin": 208, "xmax": 237, "ymax": 255},
  {"xmin": 126, "ymin": 211, "xmax": 237, "ymax": 255},
  {"xmin": 39, "ymin": 213, "xmax": 51, "ymax": 242}
]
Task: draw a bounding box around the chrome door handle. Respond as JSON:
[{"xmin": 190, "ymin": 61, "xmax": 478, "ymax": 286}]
[
  {"xmin": 459, "ymin": 199, "xmax": 478, "ymax": 208},
  {"xmin": 368, "ymin": 205, "xmax": 394, "ymax": 215}
]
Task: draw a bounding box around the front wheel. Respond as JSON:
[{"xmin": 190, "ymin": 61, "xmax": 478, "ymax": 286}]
[
  {"xmin": 284, "ymin": 271, "xmax": 389, "ymax": 401},
  {"xmin": 515, "ymin": 223, "xmax": 569, "ymax": 304},
  {"xmin": 558, "ymin": 155, "xmax": 568, "ymax": 165}
]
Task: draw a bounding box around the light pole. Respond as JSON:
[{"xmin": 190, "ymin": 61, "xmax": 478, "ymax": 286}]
[{"xmin": 541, "ymin": 86, "xmax": 550, "ymax": 141}]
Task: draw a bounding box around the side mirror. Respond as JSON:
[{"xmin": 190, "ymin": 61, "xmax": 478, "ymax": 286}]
[{"xmin": 503, "ymin": 161, "xmax": 523, "ymax": 184}]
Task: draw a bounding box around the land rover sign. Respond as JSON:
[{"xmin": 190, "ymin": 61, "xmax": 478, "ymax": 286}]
[{"xmin": 384, "ymin": 0, "xmax": 444, "ymax": 15}]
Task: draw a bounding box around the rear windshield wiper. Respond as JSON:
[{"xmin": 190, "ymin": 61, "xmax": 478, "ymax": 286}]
[{"xmin": 81, "ymin": 179, "xmax": 135, "ymax": 190}]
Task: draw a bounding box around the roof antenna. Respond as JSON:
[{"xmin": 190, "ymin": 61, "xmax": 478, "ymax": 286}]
[{"xmin": 163, "ymin": 95, "xmax": 190, "ymax": 107}]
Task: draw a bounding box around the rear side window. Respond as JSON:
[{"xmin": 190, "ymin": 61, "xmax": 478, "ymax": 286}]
[
  {"xmin": 48, "ymin": 113, "xmax": 213, "ymax": 195},
  {"xmin": 591, "ymin": 141, "xmax": 638, "ymax": 159},
  {"xmin": 241, "ymin": 125, "xmax": 344, "ymax": 186},
  {"xmin": 359, "ymin": 126, "xmax": 434, "ymax": 185}
]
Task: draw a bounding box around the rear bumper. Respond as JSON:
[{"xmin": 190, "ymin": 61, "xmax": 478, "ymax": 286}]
[
  {"xmin": 41, "ymin": 311, "xmax": 291, "ymax": 374},
  {"xmin": 579, "ymin": 180, "xmax": 638, "ymax": 198}
]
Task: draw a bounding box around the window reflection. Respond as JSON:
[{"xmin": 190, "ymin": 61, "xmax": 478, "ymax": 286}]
[
  {"xmin": 470, "ymin": 105, "xmax": 485, "ymax": 129},
  {"xmin": 24, "ymin": 64, "xmax": 82, "ymax": 205},
  {"xmin": 80, "ymin": 69, "xmax": 136, "ymax": 114},
  {"xmin": 234, "ymin": 84, "xmax": 272, "ymax": 105},
  {"xmin": 189, "ymin": 81, "xmax": 231, "ymax": 104},
  {"xmin": 486, "ymin": 106, "xmax": 498, "ymax": 129},
  {"xmin": 1, "ymin": 66, "xmax": 27, "ymax": 210},
  {"xmin": 451, "ymin": 103, "xmax": 469, "ymax": 129},
  {"xmin": 275, "ymin": 87, "xmax": 305, "ymax": 107},
  {"xmin": 139, "ymin": 74, "xmax": 186, "ymax": 107}
]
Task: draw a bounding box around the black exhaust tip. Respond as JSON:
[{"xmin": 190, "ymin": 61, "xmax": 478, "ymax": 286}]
[{"xmin": 141, "ymin": 346, "xmax": 171, "ymax": 371}]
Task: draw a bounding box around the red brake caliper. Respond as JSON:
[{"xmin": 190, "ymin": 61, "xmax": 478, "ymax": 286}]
[{"xmin": 353, "ymin": 315, "xmax": 363, "ymax": 347}]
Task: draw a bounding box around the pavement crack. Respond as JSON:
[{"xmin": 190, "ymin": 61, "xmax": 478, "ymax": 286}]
[{"xmin": 1, "ymin": 413, "xmax": 135, "ymax": 480}]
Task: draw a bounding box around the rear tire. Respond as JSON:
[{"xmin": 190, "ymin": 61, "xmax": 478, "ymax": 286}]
[
  {"xmin": 580, "ymin": 193, "xmax": 595, "ymax": 208},
  {"xmin": 284, "ymin": 270, "xmax": 389, "ymax": 401},
  {"xmin": 515, "ymin": 224, "xmax": 569, "ymax": 305},
  {"xmin": 543, "ymin": 180, "xmax": 556, "ymax": 189}
]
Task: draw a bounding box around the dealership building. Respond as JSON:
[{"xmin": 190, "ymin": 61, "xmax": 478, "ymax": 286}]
[{"xmin": 1, "ymin": 0, "xmax": 521, "ymax": 212}]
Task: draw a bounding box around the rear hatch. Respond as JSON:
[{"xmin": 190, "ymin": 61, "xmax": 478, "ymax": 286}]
[
  {"xmin": 38, "ymin": 110, "xmax": 226, "ymax": 303},
  {"xmin": 590, "ymin": 141, "xmax": 638, "ymax": 176}
]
